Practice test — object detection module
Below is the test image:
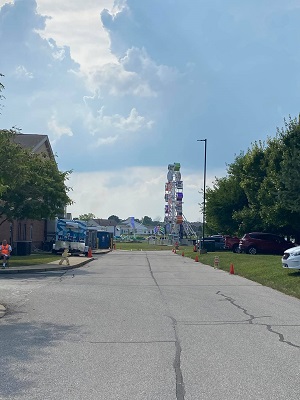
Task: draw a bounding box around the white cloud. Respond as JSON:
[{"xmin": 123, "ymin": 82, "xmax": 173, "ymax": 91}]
[
  {"xmin": 51, "ymin": 47, "xmax": 66, "ymax": 61},
  {"xmin": 67, "ymin": 167, "xmax": 168, "ymax": 221},
  {"xmin": 111, "ymin": 108, "xmax": 153, "ymax": 131},
  {"xmin": 95, "ymin": 135, "xmax": 119, "ymax": 146},
  {"xmin": 66, "ymin": 166, "xmax": 224, "ymax": 222},
  {"xmin": 14, "ymin": 65, "xmax": 34, "ymax": 80},
  {"xmin": 88, "ymin": 47, "xmax": 180, "ymax": 98},
  {"xmin": 85, "ymin": 106, "xmax": 154, "ymax": 146},
  {"xmin": 121, "ymin": 47, "xmax": 180, "ymax": 85},
  {"xmin": 35, "ymin": 0, "xmax": 116, "ymax": 73},
  {"xmin": 89, "ymin": 61, "xmax": 157, "ymax": 97},
  {"xmin": 111, "ymin": 0, "xmax": 127, "ymax": 15},
  {"xmin": 48, "ymin": 114, "xmax": 73, "ymax": 141}
]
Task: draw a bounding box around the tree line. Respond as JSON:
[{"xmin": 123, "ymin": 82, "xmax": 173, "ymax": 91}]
[
  {"xmin": 78, "ymin": 214, "xmax": 164, "ymax": 227},
  {"xmin": 205, "ymin": 116, "xmax": 300, "ymax": 241},
  {"xmin": 0, "ymin": 129, "xmax": 72, "ymax": 225}
]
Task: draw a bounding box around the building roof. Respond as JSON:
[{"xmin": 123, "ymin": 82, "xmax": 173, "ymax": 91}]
[
  {"xmin": 121, "ymin": 218, "xmax": 148, "ymax": 230},
  {"xmin": 14, "ymin": 133, "xmax": 54, "ymax": 159},
  {"xmin": 89, "ymin": 219, "xmax": 118, "ymax": 227}
]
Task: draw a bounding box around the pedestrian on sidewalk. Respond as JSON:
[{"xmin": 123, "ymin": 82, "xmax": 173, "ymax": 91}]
[
  {"xmin": 59, "ymin": 248, "xmax": 71, "ymax": 266},
  {"xmin": 0, "ymin": 239, "xmax": 12, "ymax": 268}
]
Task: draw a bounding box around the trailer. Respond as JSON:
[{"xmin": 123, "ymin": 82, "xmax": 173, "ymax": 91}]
[{"xmin": 52, "ymin": 219, "xmax": 89, "ymax": 255}]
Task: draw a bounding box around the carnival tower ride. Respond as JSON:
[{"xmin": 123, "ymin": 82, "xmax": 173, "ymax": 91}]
[{"xmin": 164, "ymin": 163, "xmax": 184, "ymax": 239}]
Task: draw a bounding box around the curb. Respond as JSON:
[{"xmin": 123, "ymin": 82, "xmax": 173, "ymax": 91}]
[
  {"xmin": 0, "ymin": 257, "xmax": 95, "ymax": 274},
  {"xmin": 0, "ymin": 304, "xmax": 6, "ymax": 318}
]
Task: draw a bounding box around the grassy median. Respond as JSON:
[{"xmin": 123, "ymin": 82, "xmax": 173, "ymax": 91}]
[
  {"xmin": 116, "ymin": 242, "xmax": 300, "ymax": 299},
  {"xmin": 7, "ymin": 253, "xmax": 60, "ymax": 268}
]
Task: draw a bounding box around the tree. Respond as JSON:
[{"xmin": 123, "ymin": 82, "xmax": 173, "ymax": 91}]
[
  {"xmin": 278, "ymin": 117, "xmax": 300, "ymax": 212},
  {"xmin": 205, "ymin": 116, "xmax": 300, "ymax": 239},
  {"xmin": 254, "ymin": 135, "xmax": 290, "ymax": 234},
  {"xmin": 231, "ymin": 143, "xmax": 268, "ymax": 232},
  {"xmin": 0, "ymin": 130, "xmax": 72, "ymax": 225},
  {"xmin": 142, "ymin": 216, "xmax": 152, "ymax": 225},
  {"xmin": 205, "ymin": 174, "xmax": 247, "ymax": 235},
  {"xmin": 276, "ymin": 117, "xmax": 300, "ymax": 239},
  {"xmin": 108, "ymin": 215, "xmax": 121, "ymax": 223},
  {"xmin": 78, "ymin": 213, "xmax": 96, "ymax": 221}
]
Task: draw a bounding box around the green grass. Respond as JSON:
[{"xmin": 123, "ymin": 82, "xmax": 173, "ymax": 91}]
[
  {"xmin": 116, "ymin": 242, "xmax": 173, "ymax": 251},
  {"xmin": 116, "ymin": 242, "xmax": 300, "ymax": 299},
  {"xmin": 7, "ymin": 253, "xmax": 60, "ymax": 268}
]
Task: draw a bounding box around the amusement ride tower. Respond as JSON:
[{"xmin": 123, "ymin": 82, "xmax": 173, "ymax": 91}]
[
  {"xmin": 164, "ymin": 163, "xmax": 184, "ymax": 239},
  {"xmin": 164, "ymin": 163, "xmax": 197, "ymax": 242}
]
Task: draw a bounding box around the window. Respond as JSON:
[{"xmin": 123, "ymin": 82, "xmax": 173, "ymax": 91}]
[
  {"xmin": 9, "ymin": 223, "xmax": 13, "ymax": 245},
  {"xmin": 23, "ymin": 224, "xmax": 27, "ymax": 240},
  {"xmin": 18, "ymin": 223, "xmax": 21, "ymax": 240}
]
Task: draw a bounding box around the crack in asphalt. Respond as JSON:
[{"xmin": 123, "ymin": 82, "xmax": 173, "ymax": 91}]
[
  {"xmin": 217, "ymin": 291, "xmax": 257, "ymax": 324},
  {"xmin": 59, "ymin": 271, "xmax": 70, "ymax": 282},
  {"xmin": 78, "ymin": 340, "xmax": 176, "ymax": 344},
  {"xmin": 182, "ymin": 318, "xmax": 268, "ymax": 325},
  {"xmin": 146, "ymin": 254, "xmax": 185, "ymax": 400},
  {"xmin": 265, "ymin": 325, "xmax": 300, "ymax": 348},
  {"xmin": 217, "ymin": 291, "xmax": 300, "ymax": 349},
  {"xmin": 169, "ymin": 315, "xmax": 185, "ymax": 400}
]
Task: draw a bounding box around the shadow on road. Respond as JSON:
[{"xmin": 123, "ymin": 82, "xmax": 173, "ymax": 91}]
[{"xmin": 0, "ymin": 312, "xmax": 81, "ymax": 397}]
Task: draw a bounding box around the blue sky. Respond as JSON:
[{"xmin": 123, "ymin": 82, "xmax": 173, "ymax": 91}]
[{"xmin": 1, "ymin": 0, "xmax": 300, "ymax": 222}]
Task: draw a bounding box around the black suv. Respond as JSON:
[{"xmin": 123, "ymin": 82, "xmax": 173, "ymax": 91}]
[
  {"xmin": 198, "ymin": 235, "xmax": 225, "ymax": 251},
  {"xmin": 239, "ymin": 232, "xmax": 294, "ymax": 255}
]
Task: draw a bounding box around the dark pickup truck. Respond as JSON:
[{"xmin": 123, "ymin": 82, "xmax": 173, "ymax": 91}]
[{"xmin": 224, "ymin": 236, "xmax": 240, "ymax": 253}]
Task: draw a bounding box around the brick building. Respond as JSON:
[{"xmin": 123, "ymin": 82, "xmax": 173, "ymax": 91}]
[{"xmin": 0, "ymin": 134, "xmax": 55, "ymax": 252}]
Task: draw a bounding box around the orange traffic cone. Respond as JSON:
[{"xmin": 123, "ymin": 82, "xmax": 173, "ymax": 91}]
[
  {"xmin": 87, "ymin": 247, "xmax": 92, "ymax": 258},
  {"xmin": 195, "ymin": 255, "xmax": 199, "ymax": 262},
  {"xmin": 230, "ymin": 263, "xmax": 235, "ymax": 274},
  {"xmin": 182, "ymin": 251, "xmax": 184, "ymax": 257}
]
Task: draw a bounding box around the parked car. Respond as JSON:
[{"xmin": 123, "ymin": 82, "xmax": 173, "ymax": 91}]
[
  {"xmin": 209, "ymin": 235, "xmax": 225, "ymax": 250},
  {"xmin": 239, "ymin": 232, "xmax": 294, "ymax": 255},
  {"xmin": 282, "ymin": 246, "xmax": 300, "ymax": 269},
  {"xmin": 224, "ymin": 235, "xmax": 240, "ymax": 253},
  {"xmin": 197, "ymin": 236, "xmax": 225, "ymax": 251}
]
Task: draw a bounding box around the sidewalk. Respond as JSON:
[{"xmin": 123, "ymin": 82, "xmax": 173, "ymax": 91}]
[{"xmin": 0, "ymin": 249, "xmax": 111, "ymax": 275}]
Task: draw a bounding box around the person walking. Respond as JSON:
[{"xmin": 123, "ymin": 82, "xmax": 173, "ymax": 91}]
[
  {"xmin": 0, "ymin": 239, "xmax": 12, "ymax": 268},
  {"xmin": 59, "ymin": 248, "xmax": 71, "ymax": 266}
]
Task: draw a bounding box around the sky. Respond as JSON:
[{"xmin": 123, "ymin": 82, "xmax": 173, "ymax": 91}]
[{"xmin": 1, "ymin": 0, "xmax": 300, "ymax": 222}]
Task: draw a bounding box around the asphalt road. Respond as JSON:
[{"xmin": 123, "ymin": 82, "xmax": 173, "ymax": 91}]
[{"xmin": 0, "ymin": 250, "xmax": 299, "ymax": 399}]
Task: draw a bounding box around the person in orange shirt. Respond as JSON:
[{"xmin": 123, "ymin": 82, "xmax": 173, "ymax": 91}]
[{"xmin": 0, "ymin": 239, "xmax": 12, "ymax": 268}]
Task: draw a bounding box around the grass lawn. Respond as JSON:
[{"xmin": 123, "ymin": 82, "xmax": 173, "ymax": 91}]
[
  {"xmin": 116, "ymin": 242, "xmax": 300, "ymax": 299},
  {"xmin": 7, "ymin": 253, "xmax": 60, "ymax": 268}
]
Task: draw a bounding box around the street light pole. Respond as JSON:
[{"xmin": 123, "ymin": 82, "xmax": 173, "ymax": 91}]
[{"xmin": 197, "ymin": 139, "xmax": 207, "ymax": 248}]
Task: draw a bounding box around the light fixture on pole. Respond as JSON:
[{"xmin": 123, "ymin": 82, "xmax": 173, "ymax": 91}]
[{"xmin": 197, "ymin": 139, "xmax": 207, "ymax": 249}]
